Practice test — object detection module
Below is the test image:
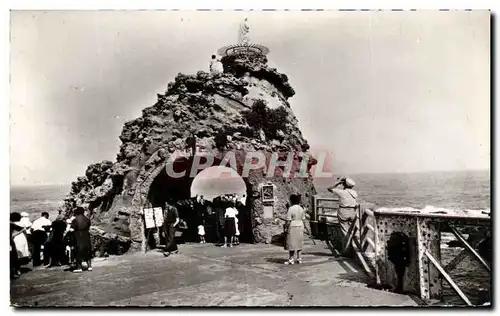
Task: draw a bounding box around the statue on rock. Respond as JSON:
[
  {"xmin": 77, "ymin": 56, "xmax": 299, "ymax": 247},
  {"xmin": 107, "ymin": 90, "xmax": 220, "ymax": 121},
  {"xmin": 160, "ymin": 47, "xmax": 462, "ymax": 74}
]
[{"xmin": 238, "ymin": 18, "xmax": 250, "ymax": 45}]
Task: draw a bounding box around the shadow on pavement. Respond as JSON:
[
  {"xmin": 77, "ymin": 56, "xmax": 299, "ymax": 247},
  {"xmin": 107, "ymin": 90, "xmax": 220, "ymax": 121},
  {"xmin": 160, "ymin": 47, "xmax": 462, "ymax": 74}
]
[
  {"xmin": 305, "ymin": 251, "xmax": 336, "ymax": 257},
  {"xmin": 265, "ymin": 257, "xmax": 288, "ymax": 264}
]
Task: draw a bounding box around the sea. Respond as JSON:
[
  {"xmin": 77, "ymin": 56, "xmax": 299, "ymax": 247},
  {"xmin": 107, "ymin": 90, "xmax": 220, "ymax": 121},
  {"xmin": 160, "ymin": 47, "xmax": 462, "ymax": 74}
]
[
  {"xmin": 10, "ymin": 170, "xmax": 490, "ymax": 220},
  {"xmin": 314, "ymin": 170, "xmax": 490, "ymax": 211}
]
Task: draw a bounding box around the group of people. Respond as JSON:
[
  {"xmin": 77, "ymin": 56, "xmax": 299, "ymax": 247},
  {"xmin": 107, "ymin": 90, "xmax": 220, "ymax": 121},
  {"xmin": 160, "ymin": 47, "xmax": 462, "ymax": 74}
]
[
  {"xmin": 195, "ymin": 194, "xmax": 245, "ymax": 248},
  {"xmin": 10, "ymin": 206, "xmax": 93, "ymax": 279},
  {"xmin": 156, "ymin": 193, "xmax": 246, "ymax": 257},
  {"xmin": 159, "ymin": 176, "xmax": 359, "ymax": 266}
]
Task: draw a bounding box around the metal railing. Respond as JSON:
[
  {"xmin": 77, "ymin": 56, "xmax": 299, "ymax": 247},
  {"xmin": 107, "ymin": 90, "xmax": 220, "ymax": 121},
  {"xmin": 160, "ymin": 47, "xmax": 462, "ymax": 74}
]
[
  {"xmin": 313, "ymin": 195, "xmax": 378, "ymax": 279},
  {"xmin": 312, "ymin": 196, "xmax": 339, "ymax": 223},
  {"xmin": 313, "ymin": 195, "xmax": 491, "ymax": 305}
]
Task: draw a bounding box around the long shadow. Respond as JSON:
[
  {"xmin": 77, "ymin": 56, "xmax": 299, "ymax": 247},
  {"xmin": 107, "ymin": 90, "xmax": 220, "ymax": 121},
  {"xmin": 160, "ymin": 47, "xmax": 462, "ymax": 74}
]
[
  {"xmin": 305, "ymin": 251, "xmax": 336, "ymax": 257},
  {"xmin": 265, "ymin": 257, "xmax": 287, "ymax": 264}
]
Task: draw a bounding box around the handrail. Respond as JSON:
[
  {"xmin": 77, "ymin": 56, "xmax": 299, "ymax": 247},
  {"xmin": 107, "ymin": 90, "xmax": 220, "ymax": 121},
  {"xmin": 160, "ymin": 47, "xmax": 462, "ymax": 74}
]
[
  {"xmin": 313, "ymin": 196, "xmax": 378, "ymax": 280},
  {"xmin": 317, "ymin": 214, "xmax": 338, "ymax": 218},
  {"xmin": 364, "ymin": 208, "xmax": 375, "ymax": 217},
  {"xmin": 364, "ymin": 223, "xmax": 375, "ymax": 233},
  {"xmin": 315, "ymin": 197, "xmax": 340, "ymax": 202},
  {"xmin": 317, "ymin": 206, "xmax": 339, "ymax": 210}
]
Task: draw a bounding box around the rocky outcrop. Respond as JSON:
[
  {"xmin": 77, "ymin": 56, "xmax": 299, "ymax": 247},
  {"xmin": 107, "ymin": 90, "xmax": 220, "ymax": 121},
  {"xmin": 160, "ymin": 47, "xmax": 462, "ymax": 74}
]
[{"xmin": 61, "ymin": 50, "xmax": 317, "ymax": 254}]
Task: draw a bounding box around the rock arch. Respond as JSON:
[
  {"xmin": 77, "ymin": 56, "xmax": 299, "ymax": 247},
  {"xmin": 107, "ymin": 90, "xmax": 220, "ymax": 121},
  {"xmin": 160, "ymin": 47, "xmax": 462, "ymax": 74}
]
[
  {"xmin": 129, "ymin": 147, "xmax": 259, "ymax": 250},
  {"xmin": 61, "ymin": 53, "xmax": 319, "ymax": 256}
]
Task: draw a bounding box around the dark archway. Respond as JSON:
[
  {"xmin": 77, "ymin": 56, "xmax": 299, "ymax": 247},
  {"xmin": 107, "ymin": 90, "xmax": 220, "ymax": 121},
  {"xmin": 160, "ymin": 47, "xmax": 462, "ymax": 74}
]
[
  {"xmin": 145, "ymin": 155, "xmax": 254, "ymax": 247},
  {"xmin": 147, "ymin": 157, "xmax": 192, "ymax": 207}
]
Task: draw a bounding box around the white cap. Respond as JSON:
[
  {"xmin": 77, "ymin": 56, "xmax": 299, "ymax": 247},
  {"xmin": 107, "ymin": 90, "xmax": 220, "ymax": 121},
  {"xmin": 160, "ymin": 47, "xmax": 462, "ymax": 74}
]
[
  {"xmin": 21, "ymin": 212, "xmax": 29, "ymax": 217},
  {"xmin": 344, "ymin": 178, "xmax": 355, "ymax": 188}
]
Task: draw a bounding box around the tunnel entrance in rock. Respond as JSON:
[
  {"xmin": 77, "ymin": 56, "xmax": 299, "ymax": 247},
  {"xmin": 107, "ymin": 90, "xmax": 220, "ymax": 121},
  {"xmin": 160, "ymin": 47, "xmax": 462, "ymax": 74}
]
[
  {"xmin": 146, "ymin": 156, "xmax": 253, "ymax": 247},
  {"xmin": 190, "ymin": 166, "xmax": 252, "ymax": 244}
]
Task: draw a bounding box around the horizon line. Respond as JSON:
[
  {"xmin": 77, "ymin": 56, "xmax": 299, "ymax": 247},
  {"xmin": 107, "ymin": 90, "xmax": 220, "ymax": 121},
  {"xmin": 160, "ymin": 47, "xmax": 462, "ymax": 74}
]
[{"xmin": 9, "ymin": 168, "xmax": 490, "ymax": 188}]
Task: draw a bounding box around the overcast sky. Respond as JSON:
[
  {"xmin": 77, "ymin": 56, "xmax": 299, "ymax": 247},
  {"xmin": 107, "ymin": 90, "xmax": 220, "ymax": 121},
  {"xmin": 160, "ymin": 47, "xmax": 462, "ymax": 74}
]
[{"xmin": 10, "ymin": 10, "xmax": 490, "ymax": 186}]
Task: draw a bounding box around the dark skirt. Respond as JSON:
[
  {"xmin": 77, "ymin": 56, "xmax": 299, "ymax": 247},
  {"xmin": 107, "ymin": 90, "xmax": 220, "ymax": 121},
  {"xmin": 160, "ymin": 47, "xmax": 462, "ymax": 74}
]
[
  {"xmin": 74, "ymin": 230, "xmax": 91, "ymax": 262},
  {"xmin": 164, "ymin": 223, "xmax": 178, "ymax": 252},
  {"xmin": 224, "ymin": 218, "xmax": 236, "ymax": 238}
]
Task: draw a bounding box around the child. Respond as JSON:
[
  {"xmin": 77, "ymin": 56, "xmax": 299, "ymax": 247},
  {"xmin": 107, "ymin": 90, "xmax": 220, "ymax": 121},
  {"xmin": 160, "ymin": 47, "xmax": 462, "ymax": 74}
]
[{"xmin": 198, "ymin": 222, "xmax": 206, "ymax": 244}]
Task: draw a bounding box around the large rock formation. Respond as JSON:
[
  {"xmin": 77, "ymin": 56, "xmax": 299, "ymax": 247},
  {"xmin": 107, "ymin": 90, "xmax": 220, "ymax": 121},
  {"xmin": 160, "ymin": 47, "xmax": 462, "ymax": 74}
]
[{"xmin": 61, "ymin": 50, "xmax": 318, "ymax": 256}]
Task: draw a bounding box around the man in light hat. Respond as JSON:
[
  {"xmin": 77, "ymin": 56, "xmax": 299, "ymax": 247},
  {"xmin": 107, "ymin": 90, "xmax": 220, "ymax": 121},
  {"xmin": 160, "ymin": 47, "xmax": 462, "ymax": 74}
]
[{"xmin": 328, "ymin": 177, "xmax": 358, "ymax": 252}]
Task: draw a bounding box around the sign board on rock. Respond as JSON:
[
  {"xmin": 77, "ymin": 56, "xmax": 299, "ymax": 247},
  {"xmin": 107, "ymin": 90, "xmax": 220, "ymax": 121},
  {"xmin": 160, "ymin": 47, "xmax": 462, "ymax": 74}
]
[
  {"xmin": 143, "ymin": 208, "xmax": 156, "ymax": 229},
  {"xmin": 153, "ymin": 207, "xmax": 164, "ymax": 227}
]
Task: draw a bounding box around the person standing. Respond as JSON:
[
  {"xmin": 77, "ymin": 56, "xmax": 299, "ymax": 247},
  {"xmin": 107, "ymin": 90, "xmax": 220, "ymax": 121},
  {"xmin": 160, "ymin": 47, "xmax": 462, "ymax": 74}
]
[
  {"xmin": 198, "ymin": 221, "xmax": 206, "ymax": 244},
  {"xmin": 163, "ymin": 199, "xmax": 180, "ymax": 257},
  {"xmin": 327, "ymin": 177, "xmax": 358, "ymax": 252},
  {"xmin": 10, "ymin": 234, "xmax": 20, "ymax": 279},
  {"xmin": 71, "ymin": 207, "xmax": 92, "ymax": 273},
  {"xmin": 20, "ymin": 212, "xmax": 33, "ymax": 257},
  {"xmin": 31, "ymin": 212, "xmax": 51, "ymax": 267},
  {"xmin": 10, "ymin": 212, "xmax": 31, "ymax": 272},
  {"xmin": 20, "ymin": 212, "xmax": 32, "ymax": 231},
  {"xmin": 234, "ymin": 216, "xmax": 240, "ymax": 246},
  {"xmin": 222, "ymin": 202, "xmax": 238, "ymax": 248},
  {"xmin": 195, "ymin": 196, "xmax": 206, "ymax": 240},
  {"xmin": 284, "ymin": 194, "xmax": 306, "ymax": 265},
  {"xmin": 45, "ymin": 214, "xmax": 67, "ymax": 267},
  {"xmin": 63, "ymin": 218, "xmax": 76, "ymax": 265},
  {"xmin": 213, "ymin": 196, "xmax": 225, "ymax": 245}
]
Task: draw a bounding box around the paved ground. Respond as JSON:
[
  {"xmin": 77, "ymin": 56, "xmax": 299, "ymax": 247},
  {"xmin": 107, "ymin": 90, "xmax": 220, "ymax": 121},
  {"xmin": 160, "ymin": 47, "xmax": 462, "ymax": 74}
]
[{"xmin": 11, "ymin": 242, "xmax": 419, "ymax": 307}]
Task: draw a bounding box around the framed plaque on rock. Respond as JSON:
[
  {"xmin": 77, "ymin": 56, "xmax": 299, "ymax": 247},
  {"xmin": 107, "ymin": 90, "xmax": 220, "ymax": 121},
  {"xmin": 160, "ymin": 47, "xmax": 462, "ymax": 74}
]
[{"xmin": 261, "ymin": 184, "xmax": 274, "ymax": 202}]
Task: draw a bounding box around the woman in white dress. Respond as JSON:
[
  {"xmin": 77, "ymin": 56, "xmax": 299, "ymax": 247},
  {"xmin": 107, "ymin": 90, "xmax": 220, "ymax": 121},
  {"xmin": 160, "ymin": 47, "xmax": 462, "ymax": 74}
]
[
  {"xmin": 10, "ymin": 212, "xmax": 31, "ymax": 268},
  {"xmin": 284, "ymin": 194, "xmax": 306, "ymax": 265}
]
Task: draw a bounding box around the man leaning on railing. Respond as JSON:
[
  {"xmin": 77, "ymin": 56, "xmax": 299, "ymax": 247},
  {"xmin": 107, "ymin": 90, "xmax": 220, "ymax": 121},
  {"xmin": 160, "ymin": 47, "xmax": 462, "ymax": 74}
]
[
  {"xmin": 327, "ymin": 177, "xmax": 377, "ymax": 267},
  {"xmin": 327, "ymin": 177, "xmax": 358, "ymax": 251}
]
